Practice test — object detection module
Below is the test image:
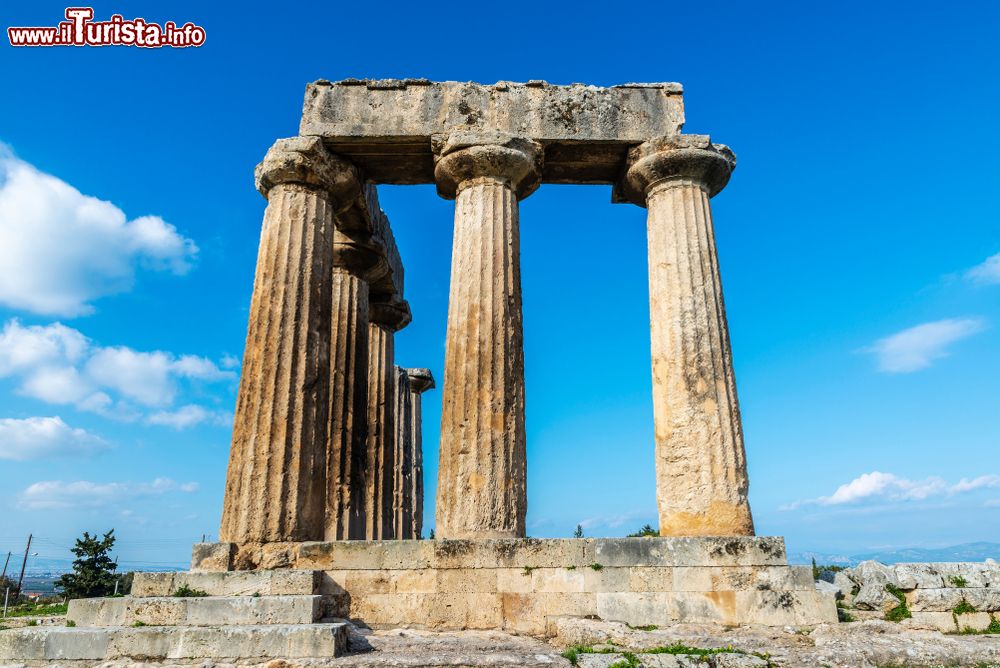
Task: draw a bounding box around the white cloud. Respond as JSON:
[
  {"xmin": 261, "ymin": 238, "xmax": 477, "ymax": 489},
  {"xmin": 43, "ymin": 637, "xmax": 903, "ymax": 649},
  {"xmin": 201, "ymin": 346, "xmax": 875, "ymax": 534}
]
[
  {"xmin": 220, "ymin": 354, "xmax": 241, "ymax": 370},
  {"xmin": 172, "ymin": 355, "xmax": 233, "ymax": 381},
  {"xmin": 146, "ymin": 404, "xmax": 233, "ymax": 430},
  {"xmin": 0, "ymin": 147, "xmax": 198, "ymax": 316},
  {"xmin": 0, "ymin": 319, "xmax": 234, "ymax": 420},
  {"xmin": 782, "ymin": 470, "xmax": 1000, "ymax": 510},
  {"xmin": 85, "ymin": 347, "xmax": 176, "ymax": 407},
  {"xmin": 0, "ymin": 416, "xmax": 108, "ymax": 461},
  {"xmin": 966, "ymin": 252, "xmax": 1000, "ymax": 285},
  {"xmin": 0, "ymin": 319, "xmax": 88, "ymax": 375},
  {"xmin": 17, "ymin": 477, "xmax": 198, "ymax": 510},
  {"xmin": 951, "ymin": 475, "xmax": 1000, "ymax": 493},
  {"xmin": 865, "ymin": 318, "xmax": 986, "ymax": 373},
  {"xmin": 20, "ymin": 365, "xmax": 95, "ymax": 404}
]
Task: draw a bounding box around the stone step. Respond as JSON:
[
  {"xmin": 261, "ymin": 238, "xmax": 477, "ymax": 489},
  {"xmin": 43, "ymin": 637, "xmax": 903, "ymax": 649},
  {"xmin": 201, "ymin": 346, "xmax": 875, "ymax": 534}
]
[
  {"xmin": 132, "ymin": 569, "xmax": 320, "ymax": 597},
  {"xmin": 68, "ymin": 595, "xmax": 322, "ymax": 627},
  {"xmin": 0, "ymin": 623, "xmax": 349, "ymax": 662}
]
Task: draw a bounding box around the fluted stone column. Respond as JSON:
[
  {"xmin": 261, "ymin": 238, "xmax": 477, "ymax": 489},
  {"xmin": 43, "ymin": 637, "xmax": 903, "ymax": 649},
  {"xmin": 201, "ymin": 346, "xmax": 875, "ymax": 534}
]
[
  {"xmin": 363, "ymin": 298, "xmax": 411, "ymax": 540},
  {"xmin": 432, "ymin": 133, "xmax": 541, "ymax": 539},
  {"xmin": 392, "ymin": 367, "xmax": 412, "ymax": 539},
  {"xmin": 623, "ymin": 135, "xmax": 754, "ymax": 537},
  {"xmin": 326, "ymin": 226, "xmax": 384, "ymax": 540},
  {"xmin": 404, "ymin": 368, "xmax": 435, "ymax": 539},
  {"xmin": 221, "ymin": 136, "xmax": 371, "ymax": 544}
]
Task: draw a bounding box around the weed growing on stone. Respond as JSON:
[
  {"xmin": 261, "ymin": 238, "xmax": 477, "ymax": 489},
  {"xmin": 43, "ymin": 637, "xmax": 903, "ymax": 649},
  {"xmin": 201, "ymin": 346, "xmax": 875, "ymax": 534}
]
[
  {"xmin": 609, "ymin": 653, "xmax": 641, "ymax": 668},
  {"xmin": 590, "ymin": 563, "xmax": 604, "ymax": 571},
  {"xmin": 172, "ymin": 585, "xmax": 209, "ymax": 597},
  {"xmin": 252, "ymin": 591, "xmax": 261, "ymax": 597},
  {"xmin": 25, "ymin": 620, "xmax": 37, "ymax": 627},
  {"xmin": 954, "ymin": 614, "xmax": 1000, "ymax": 635},
  {"xmin": 953, "ymin": 599, "xmax": 978, "ymax": 615},
  {"xmin": 626, "ymin": 623, "xmax": 658, "ymax": 631},
  {"xmin": 836, "ymin": 600, "xmax": 855, "ymax": 623},
  {"xmin": 566, "ymin": 565, "xmax": 576, "ymax": 570},
  {"xmin": 522, "ymin": 566, "xmax": 535, "ymax": 576},
  {"xmin": 561, "ymin": 642, "xmax": 774, "ymax": 667},
  {"xmin": 950, "ymin": 575, "xmax": 969, "ymax": 588},
  {"xmin": 132, "ymin": 621, "xmax": 146, "ymax": 627},
  {"xmin": 65, "ymin": 620, "xmax": 76, "ymax": 627},
  {"xmin": 884, "ymin": 584, "xmax": 911, "ymax": 622}
]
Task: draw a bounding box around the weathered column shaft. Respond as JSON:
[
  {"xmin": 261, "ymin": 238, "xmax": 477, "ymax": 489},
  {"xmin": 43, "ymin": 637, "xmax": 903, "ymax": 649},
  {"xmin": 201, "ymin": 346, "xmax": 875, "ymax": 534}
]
[
  {"xmin": 625, "ymin": 136, "xmax": 754, "ymax": 537},
  {"xmin": 438, "ymin": 179, "xmax": 526, "ymax": 538},
  {"xmin": 220, "ymin": 181, "xmax": 332, "ymax": 544},
  {"xmin": 392, "ymin": 367, "xmax": 413, "ymax": 539},
  {"xmin": 433, "ymin": 134, "xmax": 540, "ymax": 539},
  {"xmin": 363, "ymin": 322, "xmax": 395, "ymax": 539},
  {"xmin": 325, "ymin": 266, "xmax": 370, "ymax": 540},
  {"xmin": 404, "ymin": 368, "xmax": 435, "ymax": 540}
]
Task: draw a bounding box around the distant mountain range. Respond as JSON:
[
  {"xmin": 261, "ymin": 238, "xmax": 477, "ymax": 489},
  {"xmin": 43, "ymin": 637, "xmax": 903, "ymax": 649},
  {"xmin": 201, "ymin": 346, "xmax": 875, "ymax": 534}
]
[{"xmin": 790, "ymin": 542, "xmax": 1000, "ymax": 566}]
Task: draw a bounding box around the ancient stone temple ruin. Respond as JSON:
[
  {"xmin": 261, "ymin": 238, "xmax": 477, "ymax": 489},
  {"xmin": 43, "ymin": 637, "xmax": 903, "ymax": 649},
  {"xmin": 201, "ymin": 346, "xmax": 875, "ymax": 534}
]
[{"xmin": 0, "ymin": 79, "xmax": 835, "ymax": 665}]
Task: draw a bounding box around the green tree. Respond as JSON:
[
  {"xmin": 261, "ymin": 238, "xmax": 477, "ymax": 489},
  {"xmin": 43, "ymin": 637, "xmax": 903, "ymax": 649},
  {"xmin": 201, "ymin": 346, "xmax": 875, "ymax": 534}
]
[
  {"xmin": 627, "ymin": 524, "xmax": 658, "ymax": 537},
  {"xmin": 573, "ymin": 524, "xmax": 584, "ymax": 538},
  {"xmin": 55, "ymin": 530, "xmax": 118, "ymax": 599}
]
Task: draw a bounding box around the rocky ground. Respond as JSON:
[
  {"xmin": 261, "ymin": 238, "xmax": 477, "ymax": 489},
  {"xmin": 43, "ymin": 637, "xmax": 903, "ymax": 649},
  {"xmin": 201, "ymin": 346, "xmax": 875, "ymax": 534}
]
[{"xmin": 9, "ymin": 618, "xmax": 998, "ymax": 668}]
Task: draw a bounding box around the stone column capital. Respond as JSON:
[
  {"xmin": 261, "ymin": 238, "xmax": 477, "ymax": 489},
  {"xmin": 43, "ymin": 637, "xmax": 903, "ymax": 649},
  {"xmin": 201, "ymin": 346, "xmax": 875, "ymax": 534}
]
[
  {"xmin": 404, "ymin": 368, "xmax": 435, "ymax": 394},
  {"xmin": 370, "ymin": 296, "xmax": 412, "ymax": 332},
  {"xmin": 255, "ymin": 136, "xmax": 362, "ymax": 208},
  {"xmin": 432, "ymin": 132, "xmax": 543, "ymax": 200},
  {"xmin": 332, "ymin": 227, "xmax": 385, "ymax": 280},
  {"xmin": 620, "ymin": 135, "xmax": 736, "ymax": 206}
]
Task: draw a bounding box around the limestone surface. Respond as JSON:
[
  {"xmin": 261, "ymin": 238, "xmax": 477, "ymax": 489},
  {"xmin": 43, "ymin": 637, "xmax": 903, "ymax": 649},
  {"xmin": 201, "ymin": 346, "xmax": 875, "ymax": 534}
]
[
  {"xmin": 404, "ymin": 368, "xmax": 435, "ymax": 540},
  {"xmin": 624, "ymin": 136, "xmax": 753, "ymax": 537},
  {"xmin": 300, "ymin": 79, "xmax": 684, "ymax": 185},
  {"xmin": 67, "ymin": 595, "xmax": 322, "ymax": 627},
  {"xmin": 550, "ymin": 617, "xmax": 1000, "ymax": 668},
  {"xmin": 220, "ymin": 139, "xmax": 340, "ymax": 544},
  {"xmin": 434, "ymin": 139, "xmax": 538, "ymax": 540},
  {"xmin": 363, "ymin": 319, "xmax": 397, "ymax": 540},
  {"xmin": 836, "ymin": 559, "xmax": 1000, "ymax": 632}
]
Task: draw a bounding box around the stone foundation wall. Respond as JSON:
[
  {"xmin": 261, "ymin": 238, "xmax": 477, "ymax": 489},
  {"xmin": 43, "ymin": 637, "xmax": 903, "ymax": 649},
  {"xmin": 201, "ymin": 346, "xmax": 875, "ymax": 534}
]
[{"xmin": 192, "ymin": 538, "xmax": 837, "ymax": 634}]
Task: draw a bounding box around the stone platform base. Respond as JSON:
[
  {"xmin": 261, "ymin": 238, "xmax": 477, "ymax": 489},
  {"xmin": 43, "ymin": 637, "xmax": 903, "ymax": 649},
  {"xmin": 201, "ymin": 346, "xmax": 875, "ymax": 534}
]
[
  {"xmin": 0, "ymin": 623, "xmax": 349, "ymax": 663},
  {"xmin": 193, "ymin": 536, "xmax": 836, "ymax": 634}
]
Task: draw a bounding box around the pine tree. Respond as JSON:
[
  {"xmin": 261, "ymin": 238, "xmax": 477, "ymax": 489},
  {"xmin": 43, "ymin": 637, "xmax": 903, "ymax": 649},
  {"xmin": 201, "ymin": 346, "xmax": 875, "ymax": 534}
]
[
  {"xmin": 573, "ymin": 524, "xmax": 584, "ymax": 538},
  {"xmin": 55, "ymin": 530, "xmax": 118, "ymax": 599}
]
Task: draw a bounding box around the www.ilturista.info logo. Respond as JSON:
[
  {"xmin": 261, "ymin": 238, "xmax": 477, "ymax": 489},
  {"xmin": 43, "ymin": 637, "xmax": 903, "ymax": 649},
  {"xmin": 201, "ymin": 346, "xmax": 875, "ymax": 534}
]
[{"xmin": 8, "ymin": 8, "xmax": 206, "ymax": 48}]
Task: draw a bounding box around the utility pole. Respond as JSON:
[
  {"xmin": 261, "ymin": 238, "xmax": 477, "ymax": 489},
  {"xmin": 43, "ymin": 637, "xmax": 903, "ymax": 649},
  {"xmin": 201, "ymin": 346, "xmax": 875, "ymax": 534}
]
[
  {"xmin": 16, "ymin": 534, "xmax": 32, "ymax": 594},
  {"xmin": 1, "ymin": 551, "xmax": 11, "ymax": 580}
]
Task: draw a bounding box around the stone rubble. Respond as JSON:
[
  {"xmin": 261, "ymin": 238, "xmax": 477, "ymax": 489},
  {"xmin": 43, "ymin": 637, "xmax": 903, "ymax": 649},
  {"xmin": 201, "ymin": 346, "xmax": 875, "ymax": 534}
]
[{"xmin": 832, "ymin": 560, "xmax": 1000, "ymax": 632}]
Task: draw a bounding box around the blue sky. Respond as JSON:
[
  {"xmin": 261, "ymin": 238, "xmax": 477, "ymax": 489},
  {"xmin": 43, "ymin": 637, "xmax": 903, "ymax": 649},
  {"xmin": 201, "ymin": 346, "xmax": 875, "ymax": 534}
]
[{"xmin": 1, "ymin": 0, "xmax": 998, "ymax": 569}]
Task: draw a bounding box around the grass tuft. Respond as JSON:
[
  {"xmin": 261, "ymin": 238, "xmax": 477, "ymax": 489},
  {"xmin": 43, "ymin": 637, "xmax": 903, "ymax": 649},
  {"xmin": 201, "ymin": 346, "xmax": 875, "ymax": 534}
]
[
  {"xmin": 884, "ymin": 584, "xmax": 911, "ymax": 622},
  {"xmin": 953, "ymin": 599, "xmax": 977, "ymax": 615},
  {"xmin": 626, "ymin": 623, "xmax": 659, "ymax": 631}
]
